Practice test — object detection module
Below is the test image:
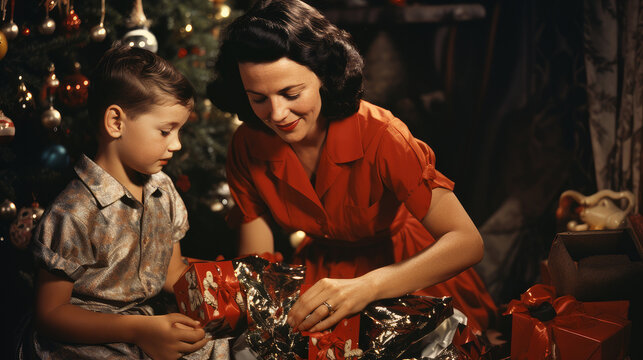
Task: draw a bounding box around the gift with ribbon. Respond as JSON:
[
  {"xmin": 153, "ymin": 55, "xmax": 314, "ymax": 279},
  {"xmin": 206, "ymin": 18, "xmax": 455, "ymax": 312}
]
[
  {"xmin": 303, "ymin": 315, "xmax": 363, "ymax": 360},
  {"xmin": 504, "ymin": 284, "xmax": 631, "ymax": 360},
  {"xmin": 174, "ymin": 260, "xmax": 246, "ymax": 335}
]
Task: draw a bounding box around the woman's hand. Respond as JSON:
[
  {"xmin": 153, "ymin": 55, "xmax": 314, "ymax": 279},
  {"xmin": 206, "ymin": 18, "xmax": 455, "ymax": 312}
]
[
  {"xmin": 133, "ymin": 313, "xmax": 209, "ymax": 360},
  {"xmin": 286, "ymin": 277, "xmax": 377, "ymax": 333}
]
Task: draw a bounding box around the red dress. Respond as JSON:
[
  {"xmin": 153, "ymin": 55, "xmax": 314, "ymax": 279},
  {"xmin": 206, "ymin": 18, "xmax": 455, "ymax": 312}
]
[{"xmin": 226, "ymin": 100, "xmax": 497, "ymax": 332}]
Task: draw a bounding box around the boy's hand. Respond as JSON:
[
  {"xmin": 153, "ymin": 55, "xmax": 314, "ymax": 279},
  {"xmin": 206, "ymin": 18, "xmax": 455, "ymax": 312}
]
[{"xmin": 134, "ymin": 313, "xmax": 209, "ymax": 360}]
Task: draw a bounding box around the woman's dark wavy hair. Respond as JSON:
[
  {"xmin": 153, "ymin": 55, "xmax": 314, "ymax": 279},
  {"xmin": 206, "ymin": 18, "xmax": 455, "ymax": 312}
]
[
  {"xmin": 87, "ymin": 45, "xmax": 195, "ymax": 137},
  {"xmin": 208, "ymin": 0, "xmax": 364, "ymax": 127}
]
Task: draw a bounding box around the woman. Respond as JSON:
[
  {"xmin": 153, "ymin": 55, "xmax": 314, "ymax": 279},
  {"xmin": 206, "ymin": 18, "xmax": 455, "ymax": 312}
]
[{"xmin": 209, "ymin": 0, "xmax": 496, "ymax": 334}]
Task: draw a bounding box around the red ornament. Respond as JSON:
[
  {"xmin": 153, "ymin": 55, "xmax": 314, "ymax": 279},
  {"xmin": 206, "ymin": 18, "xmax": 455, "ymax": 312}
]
[
  {"xmin": 178, "ymin": 48, "xmax": 188, "ymax": 58},
  {"xmin": 176, "ymin": 174, "xmax": 191, "ymax": 192},
  {"xmin": 20, "ymin": 25, "xmax": 31, "ymax": 37},
  {"xmin": 63, "ymin": 9, "xmax": 82, "ymax": 32},
  {"xmin": 57, "ymin": 63, "xmax": 89, "ymax": 108},
  {"xmin": 190, "ymin": 46, "xmax": 205, "ymax": 56}
]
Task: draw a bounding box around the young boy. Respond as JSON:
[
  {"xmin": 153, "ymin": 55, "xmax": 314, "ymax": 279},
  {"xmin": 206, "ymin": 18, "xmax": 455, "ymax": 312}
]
[{"xmin": 20, "ymin": 45, "xmax": 208, "ymax": 359}]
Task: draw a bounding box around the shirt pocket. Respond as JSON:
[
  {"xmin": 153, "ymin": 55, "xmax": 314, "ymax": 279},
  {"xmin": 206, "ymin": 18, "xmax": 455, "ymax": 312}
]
[{"xmin": 343, "ymin": 200, "xmax": 384, "ymax": 239}]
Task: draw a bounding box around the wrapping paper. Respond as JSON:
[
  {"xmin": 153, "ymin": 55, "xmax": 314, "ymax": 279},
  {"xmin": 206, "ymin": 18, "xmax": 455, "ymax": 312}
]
[
  {"xmin": 233, "ymin": 255, "xmax": 458, "ymax": 360},
  {"xmin": 359, "ymin": 295, "xmax": 454, "ymax": 359},
  {"xmin": 174, "ymin": 260, "xmax": 245, "ymax": 334},
  {"xmin": 233, "ymin": 255, "xmax": 307, "ymax": 360},
  {"xmin": 504, "ymin": 284, "xmax": 631, "ymax": 360}
]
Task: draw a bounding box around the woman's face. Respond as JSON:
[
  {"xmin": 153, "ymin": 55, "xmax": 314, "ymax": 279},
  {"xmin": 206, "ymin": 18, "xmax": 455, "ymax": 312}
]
[{"xmin": 238, "ymin": 57, "xmax": 325, "ymax": 146}]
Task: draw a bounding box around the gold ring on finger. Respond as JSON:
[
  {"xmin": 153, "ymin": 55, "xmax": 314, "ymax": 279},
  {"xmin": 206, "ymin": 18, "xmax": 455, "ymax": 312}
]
[{"xmin": 322, "ymin": 301, "xmax": 335, "ymax": 315}]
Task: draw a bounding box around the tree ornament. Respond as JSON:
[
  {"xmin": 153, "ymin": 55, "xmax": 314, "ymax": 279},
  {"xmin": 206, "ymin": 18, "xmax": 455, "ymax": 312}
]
[
  {"xmin": 63, "ymin": 9, "xmax": 81, "ymax": 32},
  {"xmin": 175, "ymin": 174, "xmax": 191, "ymax": 192},
  {"xmin": 0, "ymin": 30, "xmax": 7, "ymax": 60},
  {"xmin": 122, "ymin": 0, "xmax": 156, "ymax": 52},
  {"xmin": 123, "ymin": 28, "xmax": 158, "ymax": 53},
  {"xmin": 20, "ymin": 24, "xmax": 30, "ymax": 36},
  {"xmin": 41, "ymin": 105, "xmax": 62, "ymax": 129},
  {"xmin": 57, "ymin": 62, "xmax": 89, "ymax": 108},
  {"xmin": 41, "ymin": 144, "xmax": 70, "ymax": 170},
  {"xmin": 0, "ymin": 199, "xmax": 17, "ymax": 221},
  {"xmin": 90, "ymin": 0, "xmax": 106, "ymax": 42},
  {"xmin": 209, "ymin": 0, "xmax": 231, "ymax": 22},
  {"xmin": 9, "ymin": 202, "xmax": 44, "ymax": 250},
  {"xmin": 62, "ymin": 0, "xmax": 81, "ymax": 33},
  {"xmin": 1, "ymin": 0, "xmax": 18, "ymax": 39},
  {"xmin": 45, "ymin": 0, "xmax": 57, "ymax": 11},
  {"xmin": 38, "ymin": 17, "xmax": 55, "ymax": 35},
  {"xmin": 17, "ymin": 75, "xmax": 35, "ymax": 111},
  {"xmin": 38, "ymin": 1, "xmax": 56, "ymax": 35},
  {"xmin": 0, "ymin": 110, "xmax": 15, "ymax": 144},
  {"xmin": 45, "ymin": 63, "xmax": 60, "ymax": 90},
  {"xmin": 0, "ymin": 20, "xmax": 18, "ymax": 40},
  {"xmin": 125, "ymin": 0, "xmax": 151, "ymax": 29}
]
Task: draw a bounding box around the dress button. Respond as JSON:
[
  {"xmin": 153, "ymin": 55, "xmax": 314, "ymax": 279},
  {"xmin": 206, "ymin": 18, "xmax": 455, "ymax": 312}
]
[{"xmin": 323, "ymin": 234, "xmax": 330, "ymax": 239}]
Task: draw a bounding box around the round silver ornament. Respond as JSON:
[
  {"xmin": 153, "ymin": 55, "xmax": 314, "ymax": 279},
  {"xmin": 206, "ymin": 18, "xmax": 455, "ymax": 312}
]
[
  {"xmin": 1, "ymin": 20, "xmax": 19, "ymax": 40},
  {"xmin": 38, "ymin": 17, "xmax": 56, "ymax": 35},
  {"xmin": 90, "ymin": 24, "xmax": 107, "ymax": 42},
  {"xmin": 41, "ymin": 105, "xmax": 62, "ymax": 129},
  {"xmin": 122, "ymin": 28, "xmax": 158, "ymax": 53},
  {"xmin": 0, "ymin": 199, "xmax": 17, "ymax": 221}
]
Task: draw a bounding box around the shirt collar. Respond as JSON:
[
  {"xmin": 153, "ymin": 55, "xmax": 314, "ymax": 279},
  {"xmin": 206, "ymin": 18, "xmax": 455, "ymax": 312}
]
[{"xmin": 75, "ymin": 154, "xmax": 165, "ymax": 208}]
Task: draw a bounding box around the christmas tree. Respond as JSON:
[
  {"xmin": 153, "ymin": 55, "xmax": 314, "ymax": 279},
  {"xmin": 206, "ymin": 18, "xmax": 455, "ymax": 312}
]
[
  {"xmin": 0, "ymin": 0, "xmax": 248, "ymax": 255},
  {"xmin": 0, "ymin": 0, "xmax": 247, "ymax": 354}
]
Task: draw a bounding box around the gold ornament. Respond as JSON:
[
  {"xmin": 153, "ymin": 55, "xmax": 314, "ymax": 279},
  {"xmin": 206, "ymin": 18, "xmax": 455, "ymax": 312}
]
[
  {"xmin": 0, "ymin": 199, "xmax": 17, "ymax": 221},
  {"xmin": 0, "ymin": 30, "xmax": 7, "ymax": 60},
  {"xmin": 17, "ymin": 75, "xmax": 34, "ymax": 111},
  {"xmin": 90, "ymin": 0, "xmax": 107, "ymax": 42}
]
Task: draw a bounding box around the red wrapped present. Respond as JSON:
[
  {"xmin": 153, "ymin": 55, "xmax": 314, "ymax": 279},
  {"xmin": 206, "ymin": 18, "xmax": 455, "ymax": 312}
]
[
  {"xmin": 303, "ymin": 315, "xmax": 362, "ymax": 360},
  {"xmin": 504, "ymin": 284, "xmax": 631, "ymax": 360},
  {"xmin": 173, "ymin": 260, "xmax": 245, "ymax": 334}
]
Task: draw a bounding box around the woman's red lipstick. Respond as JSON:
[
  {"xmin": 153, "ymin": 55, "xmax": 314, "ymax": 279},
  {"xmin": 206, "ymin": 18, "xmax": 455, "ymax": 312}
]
[{"xmin": 276, "ymin": 119, "xmax": 300, "ymax": 132}]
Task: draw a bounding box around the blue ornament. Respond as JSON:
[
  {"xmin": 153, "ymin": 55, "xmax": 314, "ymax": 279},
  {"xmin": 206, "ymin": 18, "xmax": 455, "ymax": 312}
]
[{"xmin": 41, "ymin": 144, "xmax": 70, "ymax": 170}]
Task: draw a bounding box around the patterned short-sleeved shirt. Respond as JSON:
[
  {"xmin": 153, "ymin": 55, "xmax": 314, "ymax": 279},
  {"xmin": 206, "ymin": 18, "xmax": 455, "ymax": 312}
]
[{"xmin": 27, "ymin": 154, "xmax": 189, "ymax": 359}]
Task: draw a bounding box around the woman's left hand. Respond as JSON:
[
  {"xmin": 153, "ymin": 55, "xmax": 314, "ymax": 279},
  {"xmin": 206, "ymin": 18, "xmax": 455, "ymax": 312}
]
[{"xmin": 286, "ymin": 277, "xmax": 376, "ymax": 332}]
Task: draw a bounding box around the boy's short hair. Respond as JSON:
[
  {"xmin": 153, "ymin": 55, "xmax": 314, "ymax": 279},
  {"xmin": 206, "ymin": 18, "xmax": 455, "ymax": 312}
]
[
  {"xmin": 87, "ymin": 45, "xmax": 195, "ymax": 137},
  {"xmin": 208, "ymin": 0, "xmax": 364, "ymax": 128}
]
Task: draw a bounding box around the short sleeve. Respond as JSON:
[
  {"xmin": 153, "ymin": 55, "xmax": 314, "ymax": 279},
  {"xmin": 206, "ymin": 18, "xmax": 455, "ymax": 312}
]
[
  {"xmin": 167, "ymin": 180, "xmax": 189, "ymax": 243},
  {"xmin": 31, "ymin": 209, "xmax": 90, "ymax": 281},
  {"xmin": 376, "ymin": 120, "xmax": 454, "ymax": 221},
  {"xmin": 225, "ymin": 129, "xmax": 269, "ymax": 227}
]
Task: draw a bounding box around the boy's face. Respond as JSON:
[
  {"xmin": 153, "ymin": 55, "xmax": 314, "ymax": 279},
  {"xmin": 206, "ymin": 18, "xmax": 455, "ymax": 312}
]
[{"xmin": 118, "ymin": 102, "xmax": 190, "ymax": 175}]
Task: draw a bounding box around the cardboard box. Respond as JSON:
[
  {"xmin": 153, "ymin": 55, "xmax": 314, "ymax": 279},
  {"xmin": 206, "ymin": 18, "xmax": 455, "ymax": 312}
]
[{"xmin": 547, "ymin": 229, "xmax": 643, "ymax": 302}]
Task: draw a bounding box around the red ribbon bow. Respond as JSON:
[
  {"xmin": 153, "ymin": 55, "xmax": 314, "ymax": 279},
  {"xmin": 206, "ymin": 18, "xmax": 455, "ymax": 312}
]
[
  {"xmin": 504, "ymin": 284, "xmax": 629, "ymax": 360},
  {"xmin": 210, "ymin": 264, "xmax": 243, "ymax": 329},
  {"xmin": 315, "ymin": 332, "xmax": 346, "ymax": 360}
]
